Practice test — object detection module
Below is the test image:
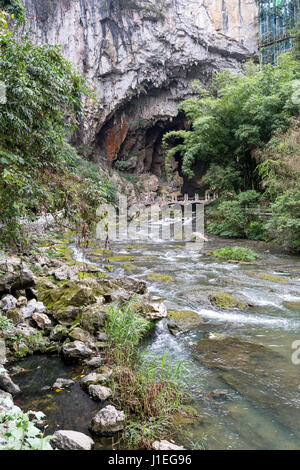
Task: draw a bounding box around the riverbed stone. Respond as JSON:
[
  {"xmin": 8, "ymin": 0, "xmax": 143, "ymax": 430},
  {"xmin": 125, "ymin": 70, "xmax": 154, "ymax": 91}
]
[
  {"xmin": 88, "ymin": 384, "xmax": 112, "ymax": 401},
  {"xmin": 52, "ymin": 378, "xmax": 75, "ymax": 390},
  {"xmin": 69, "ymin": 327, "xmax": 94, "ymax": 346},
  {"xmin": 62, "ymin": 341, "xmax": 93, "ymax": 360},
  {"xmin": 283, "ymin": 301, "xmax": 300, "ymax": 311},
  {"xmin": 152, "ymin": 440, "xmax": 185, "ymax": 450},
  {"xmin": 0, "ymin": 365, "xmax": 20, "ymax": 395},
  {"xmin": 4, "ymin": 308, "xmax": 23, "ymax": 325},
  {"xmin": 167, "ymin": 310, "xmax": 204, "ymax": 335},
  {"xmin": 208, "ymin": 291, "xmax": 247, "ymax": 310},
  {"xmin": 80, "ymin": 303, "xmax": 108, "ymax": 334},
  {"xmin": 85, "ymin": 356, "xmax": 103, "ymax": 367},
  {"xmin": 50, "ymin": 324, "xmax": 69, "ymax": 341},
  {"xmin": 80, "ymin": 367, "xmax": 112, "ymax": 387},
  {"xmin": 52, "ymin": 430, "xmax": 94, "ymax": 450},
  {"xmin": 90, "ymin": 405, "xmax": 125, "ymax": 435}
]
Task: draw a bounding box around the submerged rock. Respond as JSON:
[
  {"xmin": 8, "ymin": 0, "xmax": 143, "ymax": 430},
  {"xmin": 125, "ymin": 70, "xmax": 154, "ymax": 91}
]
[
  {"xmin": 192, "ymin": 336, "xmax": 300, "ymax": 435},
  {"xmin": 90, "ymin": 405, "xmax": 125, "ymax": 435},
  {"xmin": 52, "ymin": 430, "xmax": 94, "ymax": 450},
  {"xmin": 52, "ymin": 378, "xmax": 74, "ymax": 390}
]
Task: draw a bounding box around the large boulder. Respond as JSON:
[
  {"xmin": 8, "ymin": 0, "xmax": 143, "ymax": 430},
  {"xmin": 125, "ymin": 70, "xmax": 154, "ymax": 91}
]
[
  {"xmin": 90, "ymin": 405, "xmax": 125, "ymax": 435},
  {"xmin": 80, "ymin": 367, "xmax": 112, "ymax": 387},
  {"xmin": 52, "ymin": 430, "xmax": 94, "ymax": 450},
  {"xmin": 62, "ymin": 341, "xmax": 93, "ymax": 360},
  {"xmin": 20, "ymin": 299, "xmax": 47, "ymax": 319}
]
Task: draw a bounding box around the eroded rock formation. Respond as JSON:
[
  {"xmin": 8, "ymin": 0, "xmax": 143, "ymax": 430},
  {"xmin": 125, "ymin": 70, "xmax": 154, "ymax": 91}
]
[{"xmin": 22, "ymin": 0, "xmax": 258, "ymax": 179}]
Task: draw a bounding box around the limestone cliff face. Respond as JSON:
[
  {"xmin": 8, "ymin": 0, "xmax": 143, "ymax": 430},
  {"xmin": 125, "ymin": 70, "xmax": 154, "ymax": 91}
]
[{"xmin": 22, "ymin": 0, "xmax": 258, "ymax": 174}]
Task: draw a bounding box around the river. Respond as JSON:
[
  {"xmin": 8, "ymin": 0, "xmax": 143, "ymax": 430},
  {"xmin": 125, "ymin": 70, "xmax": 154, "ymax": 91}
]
[{"xmin": 10, "ymin": 235, "xmax": 300, "ymax": 450}]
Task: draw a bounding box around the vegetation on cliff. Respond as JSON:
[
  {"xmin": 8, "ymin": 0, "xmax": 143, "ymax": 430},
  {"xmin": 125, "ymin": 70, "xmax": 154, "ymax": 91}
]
[{"xmin": 0, "ymin": 11, "xmax": 115, "ymax": 248}]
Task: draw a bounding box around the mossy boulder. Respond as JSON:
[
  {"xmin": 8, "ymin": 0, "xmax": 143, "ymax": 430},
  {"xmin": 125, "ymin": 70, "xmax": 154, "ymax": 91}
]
[
  {"xmin": 167, "ymin": 310, "xmax": 204, "ymax": 336},
  {"xmin": 259, "ymin": 274, "xmax": 287, "ymax": 283},
  {"xmin": 69, "ymin": 327, "xmax": 94, "ymax": 346},
  {"xmin": 123, "ymin": 264, "xmax": 135, "ymax": 272},
  {"xmin": 78, "ymin": 271, "xmax": 108, "ymax": 280},
  {"xmin": 147, "ymin": 273, "xmax": 174, "ymax": 282},
  {"xmin": 37, "ymin": 280, "xmax": 97, "ymax": 322},
  {"xmin": 208, "ymin": 291, "xmax": 247, "ymax": 310},
  {"xmin": 108, "ymin": 255, "xmax": 136, "ymax": 263},
  {"xmin": 105, "ymin": 265, "xmax": 114, "ymax": 273}
]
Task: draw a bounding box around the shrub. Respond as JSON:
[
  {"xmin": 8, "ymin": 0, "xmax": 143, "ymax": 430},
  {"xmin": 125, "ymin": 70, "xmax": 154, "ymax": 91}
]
[{"xmin": 212, "ymin": 247, "xmax": 259, "ymax": 262}]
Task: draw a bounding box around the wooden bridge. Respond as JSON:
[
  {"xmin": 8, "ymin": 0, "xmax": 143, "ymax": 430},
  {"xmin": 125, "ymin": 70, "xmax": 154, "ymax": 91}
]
[{"xmin": 161, "ymin": 191, "xmax": 218, "ymax": 205}]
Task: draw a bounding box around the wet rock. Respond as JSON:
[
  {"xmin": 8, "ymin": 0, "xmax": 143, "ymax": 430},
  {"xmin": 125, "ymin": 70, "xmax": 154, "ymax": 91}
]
[
  {"xmin": 88, "ymin": 384, "xmax": 112, "ymax": 401},
  {"xmin": 210, "ymin": 389, "xmax": 232, "ymax": 401},
  {"xmin": 52, "ymin": 378, "xmax": 74, "ymax": 390},
  {"xmin": 152, "ymin": 440, "xmax": 185, "ymax": 450},
  {"xmin": 52, "ymin": 430, "xmax": 94, "ymax": 450},
  {"xmin": 143, "ymin": 296, "xmax": 167, "ymax": 321},
  {"xmin": 208, "ymin": 291, "xmax": 247, "ymax": 310},
  {"xmin": 0, "ymin": 365, "xmax": 20, "ymax": 395},
  {"xmin": 80, "ymin": 367, "xmax": 112, "ymax": 387},
  {"xmin": 0, "ymin": 295, "xmax": 17, "ymax": 311},
  {"xmin": 283, "ymin": 301, "xmax": 300, "ymax": 311},
  {"xmin": 167, "ymin": 310, "xmax": 204, "ymax": 335},
  {"xmin": 62, "ymin": 341, "xmax": 93, "ymax": 360},
  {"xmin": 85, "ymin": 356, "xmax": 103, "ymax": 368},
  {"xmin": 32, "ymin": 312, "xmax": 51, "ymax": 329},
  {"xmin": 90, "ymin": 405, "xmax": 125, "ymax": 435}
]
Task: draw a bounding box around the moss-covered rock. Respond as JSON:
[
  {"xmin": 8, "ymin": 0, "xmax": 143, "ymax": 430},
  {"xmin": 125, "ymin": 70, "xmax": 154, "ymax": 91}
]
[
  {"xmin": 283, "ymin": 301, "xmax": 300, "ymax": 311},
  {"xmin": 105, "ymin": 265, "xmax": 114, "ymax": 273},
  {"xmin": 108, "ymin": 255, "xmax": 136, "ymax": 263},
  {"xmin": 147, "ymin": 273, "xmax": 174, "ymax": 282},
  {"xmin": 167, "ymin": 310, "xmax": 204, "ymax": 335},
  {"xmin": 78, "ymin": 271, "xmax": 108, "ymax": 280},
  {"xmin": 123, "ymin": 263, "xmax": 135, "ymax": 272},
  {"xmin": 259, "ymin": 274, "xmax": 287, "ymax": 283},
  {"xmin": 208, "ymin": 291, "xmax": 247, "ymax": 310},
  {"xmin": 37, "ymin": 280, "xmax": 97, "ymax": 322},
  {"xmin": 80, "ymin": 303, "xmax": 109, "ymax": 334}
]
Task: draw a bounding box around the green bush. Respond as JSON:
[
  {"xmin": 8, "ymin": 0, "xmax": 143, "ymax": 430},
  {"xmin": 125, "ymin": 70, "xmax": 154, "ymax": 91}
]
[{"xmin": 212, "ymin": 247, "xmax": 259, "ymax": 262}]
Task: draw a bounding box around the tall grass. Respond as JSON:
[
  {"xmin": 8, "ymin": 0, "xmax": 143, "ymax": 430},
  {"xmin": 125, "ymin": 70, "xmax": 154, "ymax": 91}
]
[{"xmin": 105, "ymin": 301, "xmax": 186, "ymax": 449}]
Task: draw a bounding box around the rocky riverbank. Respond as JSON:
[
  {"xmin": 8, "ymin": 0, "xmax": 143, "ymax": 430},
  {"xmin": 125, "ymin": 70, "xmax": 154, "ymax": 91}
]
[{"xmin": 0, "ymin": 230, "xmax": 186, "ymax": 450}]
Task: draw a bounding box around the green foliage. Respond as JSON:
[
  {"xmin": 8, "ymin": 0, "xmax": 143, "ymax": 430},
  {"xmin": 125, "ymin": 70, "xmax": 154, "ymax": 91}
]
[
  {"xmin": 105, "ymin": 302, "xmax": 185, "ymax": 449},
  {"xmin": 164, "ymin": 54, "xmax": 300, "ymax": 183},
  {"xmin": 0, "ymin": 17, "xmax": 115, "ymax": 247},
  {"xmin": 0, "ymin": 0, "xmax": 25, "ymax": 21},
  {"xmin": 0, "ymin": 398, "xmax": 53, "ymax": 450},
  {"xmin": 0, "ymin": 313, "xmax": 14, "ymax": 332},
  {"xmin": 265, "ymin": 188, "xmax": 300, "ymax": 249},
  {"xmin": 206, "ymin": 191, "xmax": 267, "ymax": 240},
  {"xmin": 212, "ymin": 247, "xmax": 259, "ymax": 262}
]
